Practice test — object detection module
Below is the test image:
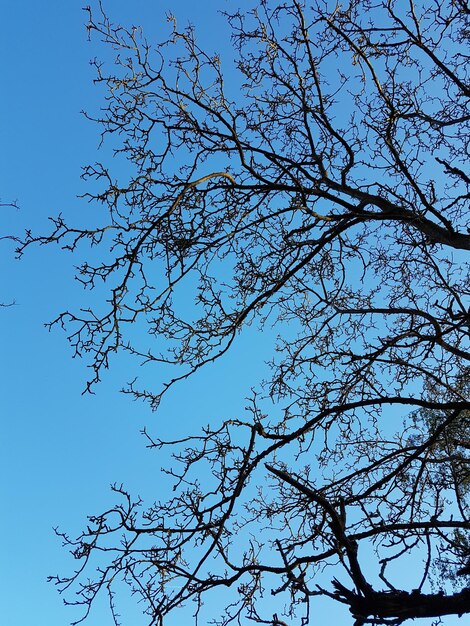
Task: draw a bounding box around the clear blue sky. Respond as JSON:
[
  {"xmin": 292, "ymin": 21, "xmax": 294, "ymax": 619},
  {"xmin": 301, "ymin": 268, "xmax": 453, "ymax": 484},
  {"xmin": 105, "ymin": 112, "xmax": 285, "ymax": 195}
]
[
  {"xmin": 0, "ymin": 3, "xmax": 252, "ymax": 625},
  {"xmin": 0, "ymin": 3, "xmax": 465, "ymax": 626}
]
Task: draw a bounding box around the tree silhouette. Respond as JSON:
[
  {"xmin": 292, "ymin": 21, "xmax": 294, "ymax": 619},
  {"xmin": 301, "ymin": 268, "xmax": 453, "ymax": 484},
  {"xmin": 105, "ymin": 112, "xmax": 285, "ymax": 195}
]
[
  {"xmin": 1, "ymin": 200, "xmax": 19, "ymax": 307},
  {"xmin": 22, "ymin": 1, "xmax": 469, "ymax": 624}
]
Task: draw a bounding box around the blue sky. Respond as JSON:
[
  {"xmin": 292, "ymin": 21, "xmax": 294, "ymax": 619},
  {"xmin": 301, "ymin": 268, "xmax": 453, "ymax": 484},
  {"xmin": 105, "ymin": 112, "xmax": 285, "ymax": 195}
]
[
  {"xmin": 0, "ymin": 2, "xmax": 466, "ymax": 626},
  {"xmin": 0, "ymin": 3, "xmax": 250, "ymax": 625}
]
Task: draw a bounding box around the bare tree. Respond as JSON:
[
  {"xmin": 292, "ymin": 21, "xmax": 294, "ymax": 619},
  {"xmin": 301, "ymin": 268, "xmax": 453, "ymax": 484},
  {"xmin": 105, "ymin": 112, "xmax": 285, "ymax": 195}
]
[
  {"xmin": 1, "ymin": 200, "xmax": 19, "ymax": 307},
  {"xmin": 21, "ymin": 1, "xmax": 470, "ymax": 625}
]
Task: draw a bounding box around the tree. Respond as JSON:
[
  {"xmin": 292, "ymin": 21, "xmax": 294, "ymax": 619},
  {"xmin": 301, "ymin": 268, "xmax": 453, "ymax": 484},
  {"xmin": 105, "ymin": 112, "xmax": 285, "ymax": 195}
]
[
  {"xmin": 20, "ymin": 1, "xmax": 469, "ymax": 624},
  {"xmin": 1, "ymin": 200, "xmax": 19, "ymax": 307}
]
